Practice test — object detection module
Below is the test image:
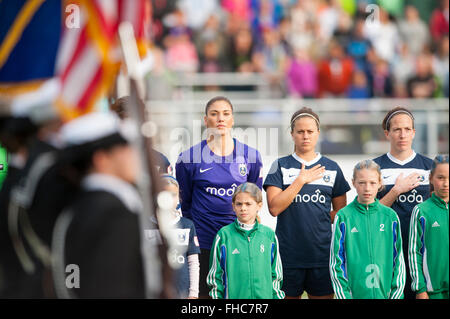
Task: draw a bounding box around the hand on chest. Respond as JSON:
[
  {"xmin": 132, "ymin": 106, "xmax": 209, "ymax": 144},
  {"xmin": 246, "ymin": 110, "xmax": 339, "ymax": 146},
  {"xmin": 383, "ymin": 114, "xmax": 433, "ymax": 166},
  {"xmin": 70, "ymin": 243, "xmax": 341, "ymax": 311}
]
[{"xmin": 281, "ymin": 167, "xmax": 336, "ymax": 187}]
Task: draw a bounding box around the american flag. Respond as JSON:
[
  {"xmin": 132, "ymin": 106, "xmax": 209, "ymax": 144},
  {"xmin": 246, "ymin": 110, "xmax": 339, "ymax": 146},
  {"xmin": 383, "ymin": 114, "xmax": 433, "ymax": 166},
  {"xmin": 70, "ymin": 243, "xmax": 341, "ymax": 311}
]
[{"xmin": 55, "ymin": 0, "xmax": 151, "ymax": 121}]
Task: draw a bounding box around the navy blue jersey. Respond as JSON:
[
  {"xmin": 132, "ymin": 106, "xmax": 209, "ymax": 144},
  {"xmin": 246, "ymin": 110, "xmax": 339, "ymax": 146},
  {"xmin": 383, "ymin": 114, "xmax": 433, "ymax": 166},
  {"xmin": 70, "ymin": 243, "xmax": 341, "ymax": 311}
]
[
  {"xmin": 153, "ymin": 149, "xmax": 172, "ymax": 175},
  {"xmin": 175, "ymin": 139, "xmax": 263, "ymax": 250},
  {"xmin": 263, "ymin": 153, "xmax": 350, "ymax": 268},
  {"xmin": 145, "ymin": 216, "xmax": 201, "ymax": 298},
  {"xmin": 373, "ymin": 152, "xmax": 432, "ymax": 243}
]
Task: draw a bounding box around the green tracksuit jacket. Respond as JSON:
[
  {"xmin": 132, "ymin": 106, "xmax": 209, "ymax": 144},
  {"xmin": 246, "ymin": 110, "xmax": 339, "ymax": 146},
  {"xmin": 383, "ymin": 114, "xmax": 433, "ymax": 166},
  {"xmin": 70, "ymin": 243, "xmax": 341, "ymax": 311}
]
[
  {"xmin": 408, "ymin": 193, "xmax": 449, "ymax": 298},
  {"xmin": 330, "ymin": 197, "xmax": 406, "ymax": 299},
  {"xmin": 207, "ymin": 219, "xmax": 285, "ymax": 299}
]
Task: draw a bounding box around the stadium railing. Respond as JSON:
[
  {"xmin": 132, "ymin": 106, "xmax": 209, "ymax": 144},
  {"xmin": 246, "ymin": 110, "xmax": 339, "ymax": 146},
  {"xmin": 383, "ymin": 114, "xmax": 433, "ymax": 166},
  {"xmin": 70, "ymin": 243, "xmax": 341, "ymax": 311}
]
[{"xmin": 145, "ymin": 97, "xmax": 449, "ymax": 164}]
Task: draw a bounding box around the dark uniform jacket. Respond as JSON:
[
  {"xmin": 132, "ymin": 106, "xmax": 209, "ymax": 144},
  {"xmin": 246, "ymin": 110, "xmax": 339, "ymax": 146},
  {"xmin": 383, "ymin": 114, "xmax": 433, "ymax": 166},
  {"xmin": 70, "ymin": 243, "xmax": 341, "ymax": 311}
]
[{"xmin": 54, "ymin": 174, "xmax": 146, "ymax": 298}]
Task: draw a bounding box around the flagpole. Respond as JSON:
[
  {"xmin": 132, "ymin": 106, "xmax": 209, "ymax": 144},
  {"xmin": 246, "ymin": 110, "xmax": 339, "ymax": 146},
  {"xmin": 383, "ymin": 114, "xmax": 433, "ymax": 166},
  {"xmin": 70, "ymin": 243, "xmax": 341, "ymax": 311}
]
[{"xmin": 118, "ymin": 22, "xmax": 174, "ymax": 299}]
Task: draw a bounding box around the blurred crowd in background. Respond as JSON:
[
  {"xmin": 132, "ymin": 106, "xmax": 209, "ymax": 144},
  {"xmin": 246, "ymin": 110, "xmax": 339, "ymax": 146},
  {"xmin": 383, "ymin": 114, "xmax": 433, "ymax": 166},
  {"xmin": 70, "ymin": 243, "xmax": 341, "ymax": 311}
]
[{"xmin": 146, "ymin": 0, "xmax": 449, "ymax": 99}]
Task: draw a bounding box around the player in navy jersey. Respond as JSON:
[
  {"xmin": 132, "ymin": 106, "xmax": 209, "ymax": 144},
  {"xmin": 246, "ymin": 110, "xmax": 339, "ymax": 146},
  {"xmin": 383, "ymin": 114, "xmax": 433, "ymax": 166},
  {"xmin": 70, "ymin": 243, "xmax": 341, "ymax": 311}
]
[
  {"xmin": 372, "ymin": 106, "xmax": 433, "ymax": 299},
  {"xmin": 175, "ymin": 96, "xmax": 263, "ymax": 297},
  {"xmin": 145, "ymin": 175, "xmax": 200, "ymax": 299},
  {"xmin": 264, "ymin": 107, "xmax": 350, "ymax": 299}
]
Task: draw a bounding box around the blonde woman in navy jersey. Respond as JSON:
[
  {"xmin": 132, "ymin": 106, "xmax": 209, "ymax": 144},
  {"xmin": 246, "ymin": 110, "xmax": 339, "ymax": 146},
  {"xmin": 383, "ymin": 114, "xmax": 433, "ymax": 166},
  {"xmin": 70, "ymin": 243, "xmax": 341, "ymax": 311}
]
[
  {"xmin": 372, "ymin": 106, "xmax": 433, "ymax": 299},
  {"xmin": 264, "ymin": 107, "xmax": 350, "ymax": 299}
]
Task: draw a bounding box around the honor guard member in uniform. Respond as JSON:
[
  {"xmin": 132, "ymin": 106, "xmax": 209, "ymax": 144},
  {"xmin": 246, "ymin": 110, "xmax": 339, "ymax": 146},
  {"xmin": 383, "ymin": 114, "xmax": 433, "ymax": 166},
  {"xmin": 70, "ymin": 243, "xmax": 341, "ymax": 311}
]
[
  {"xmin": 409, "ymin": 155, "xmax": 449, "ymax": 299},
  {"xmin": 1, "ymin": 82, "xmax": 77, "ymax": 298},
  {"xmin": 0, "ymin": 113, "xmax": 37, "ymax": 297},
  {"xmin": 175, "ymin": 96, "xmax": 263, "ymax": 297},
  {"xmin": 264, "ymin": 107, "xmax": 350, "ymax": 299},
  {"xmin": 373, "ymin": 107, "xmax": 433, "ymax": 299},
  {"xmin": 330, "ymin": 160, "xmax": 406, "ymax": 299},
  {"xmin": 52, "ymin": 111, "xmax": 146, "ymax": 298}
]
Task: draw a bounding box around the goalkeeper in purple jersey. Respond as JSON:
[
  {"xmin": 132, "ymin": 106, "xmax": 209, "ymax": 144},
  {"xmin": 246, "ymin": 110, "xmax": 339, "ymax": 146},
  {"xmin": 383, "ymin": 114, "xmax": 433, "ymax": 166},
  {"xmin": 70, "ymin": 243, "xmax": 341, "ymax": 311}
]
[{"xmin": 175, "ymin": 96, "xmax": 263, "ymax": 297}]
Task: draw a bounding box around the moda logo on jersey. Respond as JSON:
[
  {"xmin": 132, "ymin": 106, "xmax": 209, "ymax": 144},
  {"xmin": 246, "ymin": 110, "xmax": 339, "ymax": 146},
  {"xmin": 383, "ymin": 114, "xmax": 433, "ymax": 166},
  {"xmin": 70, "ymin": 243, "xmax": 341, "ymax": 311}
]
[
  {"xmin": 294, "ymin": 189, "xmax": 326, "ymax": 204},
  {"xmin": 206, "ymin": 183, "xmax": 237, "ymax": 197},
  {"xmin": 169, "ymin": 249, "xmax": 186, "ymax": 264},
  {"xmin": 396, "ymin": 189, "xmax": 424, "ymax": 204}
]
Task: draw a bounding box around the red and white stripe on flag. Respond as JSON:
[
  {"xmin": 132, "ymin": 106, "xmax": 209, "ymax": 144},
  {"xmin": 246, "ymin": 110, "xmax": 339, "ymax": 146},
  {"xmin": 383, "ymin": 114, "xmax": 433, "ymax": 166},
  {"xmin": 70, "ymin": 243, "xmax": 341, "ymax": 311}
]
[{"xmin": 55, "ymin": 0, "xmax": 151, "ymax": 121}]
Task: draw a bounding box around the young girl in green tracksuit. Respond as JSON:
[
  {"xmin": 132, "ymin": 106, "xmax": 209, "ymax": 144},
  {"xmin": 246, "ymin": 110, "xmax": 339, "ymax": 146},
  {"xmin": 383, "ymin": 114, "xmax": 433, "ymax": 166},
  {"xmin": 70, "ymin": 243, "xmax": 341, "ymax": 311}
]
[
  {"xmin": 409, "ymin": 155, "xmax": 449, "ymax": 299},
  {"xmin": 330, "ymin": 160, "xmax": 406, "ymax": 299},
  {"xmin": 207, "ymin": 182, "xmax": 285, "ymax": 299}
]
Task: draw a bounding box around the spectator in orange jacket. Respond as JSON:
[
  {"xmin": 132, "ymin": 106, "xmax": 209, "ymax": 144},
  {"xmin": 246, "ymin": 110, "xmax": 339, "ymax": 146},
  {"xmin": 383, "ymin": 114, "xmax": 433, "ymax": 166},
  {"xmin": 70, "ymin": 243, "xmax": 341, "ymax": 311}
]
[{"xmin": 317, "ymin": 39, "xmax": 354, "ymax": 97}]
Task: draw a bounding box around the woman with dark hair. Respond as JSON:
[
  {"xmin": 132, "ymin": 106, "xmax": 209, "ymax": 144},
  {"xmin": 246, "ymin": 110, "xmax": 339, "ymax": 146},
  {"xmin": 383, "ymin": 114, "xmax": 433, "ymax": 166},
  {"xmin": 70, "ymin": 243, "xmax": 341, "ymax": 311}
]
[
  {"xmin": 264, "ymin": 107, "xmax": 350, "ymax": 299},
  {"xmin": 175, "ymin": 96, "xmax": 263, "ymax": 297}
]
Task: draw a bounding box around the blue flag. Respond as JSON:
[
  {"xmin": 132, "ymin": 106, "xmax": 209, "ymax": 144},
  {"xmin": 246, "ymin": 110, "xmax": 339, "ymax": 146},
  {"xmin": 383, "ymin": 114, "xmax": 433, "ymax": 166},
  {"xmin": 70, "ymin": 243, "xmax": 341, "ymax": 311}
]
[{"xmin": 0, "ymin": 0, "xmax": 61, "ymax": 86}]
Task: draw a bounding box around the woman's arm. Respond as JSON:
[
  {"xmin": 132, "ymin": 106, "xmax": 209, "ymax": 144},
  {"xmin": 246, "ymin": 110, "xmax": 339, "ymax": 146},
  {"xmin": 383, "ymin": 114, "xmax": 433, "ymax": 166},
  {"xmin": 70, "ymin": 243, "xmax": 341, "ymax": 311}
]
[
  {"xmin": 175, "ymin": 159, "xmax": 193, "ymax": 219},
  {"xmin": 187, "ymin": 254, "xmax": 200, "ymax": 299},
  {"xmin": 330, "ymin": 194, "xmax": 347, "ymax": 224}
]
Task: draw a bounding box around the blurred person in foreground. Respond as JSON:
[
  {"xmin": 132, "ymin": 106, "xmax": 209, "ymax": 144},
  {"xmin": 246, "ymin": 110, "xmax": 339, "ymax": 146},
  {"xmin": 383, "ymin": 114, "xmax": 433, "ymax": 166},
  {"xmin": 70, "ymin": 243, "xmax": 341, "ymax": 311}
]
[
  {"xmin": 1, "ymin": 80, "xmax": 77, "ymax": 298},
  {"xmin": 51, "ymin": 111, "xmax": 146, "ymax": 298},
  {"xmin": 0, "ymin": 110, "xmax": 38, "ymax": 297}
]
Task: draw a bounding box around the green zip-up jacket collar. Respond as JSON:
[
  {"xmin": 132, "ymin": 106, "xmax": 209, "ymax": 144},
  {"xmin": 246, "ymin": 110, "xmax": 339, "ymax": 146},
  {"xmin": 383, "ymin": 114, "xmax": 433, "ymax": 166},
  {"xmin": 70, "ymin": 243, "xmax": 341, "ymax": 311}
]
[
  {"xmin": 352, "ymin": 197, "xmax": 380, "ymax": 215},
  {"xmin": 430, "ymin": 192, "xmax": 449, "ymax": 210}
]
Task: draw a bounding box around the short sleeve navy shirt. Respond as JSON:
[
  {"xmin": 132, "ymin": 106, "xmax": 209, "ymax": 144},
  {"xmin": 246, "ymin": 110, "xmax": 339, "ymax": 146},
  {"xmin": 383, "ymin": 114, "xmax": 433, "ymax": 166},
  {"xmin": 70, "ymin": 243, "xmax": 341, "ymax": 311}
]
[{"xmin": 263, "ymin": 153, "xmax": 350, "ymax": 268}]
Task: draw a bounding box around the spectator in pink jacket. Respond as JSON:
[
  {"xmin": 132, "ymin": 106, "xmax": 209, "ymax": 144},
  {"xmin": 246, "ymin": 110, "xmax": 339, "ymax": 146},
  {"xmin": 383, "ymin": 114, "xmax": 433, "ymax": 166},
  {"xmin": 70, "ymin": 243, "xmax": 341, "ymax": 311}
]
[{"xmin": 286, "ymin": 48, "xmax": 317, "ymax": 98}]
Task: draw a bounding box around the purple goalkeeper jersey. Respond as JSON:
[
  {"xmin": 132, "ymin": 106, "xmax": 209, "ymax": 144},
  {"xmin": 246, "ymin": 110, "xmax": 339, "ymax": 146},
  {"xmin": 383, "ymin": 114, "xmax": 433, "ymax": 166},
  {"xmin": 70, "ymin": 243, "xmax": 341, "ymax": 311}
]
[{"xmin": 175, "ymin": 139, "xmax": 263, "ymax": 250}]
